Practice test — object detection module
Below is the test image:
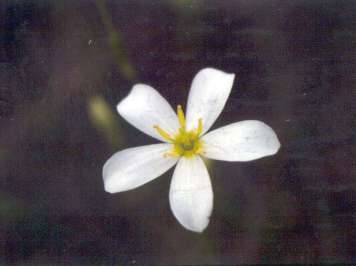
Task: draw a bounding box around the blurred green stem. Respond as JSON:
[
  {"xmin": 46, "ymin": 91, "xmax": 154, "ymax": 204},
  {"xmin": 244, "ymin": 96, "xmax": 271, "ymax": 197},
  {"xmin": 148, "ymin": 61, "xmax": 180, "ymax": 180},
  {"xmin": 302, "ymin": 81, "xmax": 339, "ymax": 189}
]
[{"xmin": 96, "ymin": 0, "xmax": 136, "ymax": 80}]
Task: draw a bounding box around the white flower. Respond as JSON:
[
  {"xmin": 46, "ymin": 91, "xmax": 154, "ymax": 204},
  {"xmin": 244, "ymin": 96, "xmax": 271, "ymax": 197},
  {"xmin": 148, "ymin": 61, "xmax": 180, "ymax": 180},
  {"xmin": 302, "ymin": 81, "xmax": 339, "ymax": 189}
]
[{"xmin": 103, "ymin": 68, "xmax": 281, "ymax": 232}]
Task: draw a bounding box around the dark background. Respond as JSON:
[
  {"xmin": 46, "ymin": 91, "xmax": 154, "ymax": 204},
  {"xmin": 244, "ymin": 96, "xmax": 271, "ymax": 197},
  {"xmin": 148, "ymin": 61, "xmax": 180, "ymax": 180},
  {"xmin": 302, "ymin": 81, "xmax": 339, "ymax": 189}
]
[{"xmin": 0, "ymin": 0, "xmax": 355, "ymax": 264}]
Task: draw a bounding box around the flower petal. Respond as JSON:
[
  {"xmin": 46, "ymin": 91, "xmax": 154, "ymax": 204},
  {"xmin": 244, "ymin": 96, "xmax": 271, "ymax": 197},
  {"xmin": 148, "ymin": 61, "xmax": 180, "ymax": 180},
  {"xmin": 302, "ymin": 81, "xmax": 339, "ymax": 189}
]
[
  {"xmin": 169, "ymin": 156, "xmax": 213, "ymax": 232},
  {"xmin": 185, "ymin": 68, "xmax": 235, "ymax": 134},
  {"xmin": 201, "ymin": 120, "xmax": 281, "ymax": 162},
  {"xmin": 117, "ymin": 84, "xmax": 179, "ymax": 142},
  {"xmin": 103, "ymin": 143, "xmax": 178, "ymax": 193}
]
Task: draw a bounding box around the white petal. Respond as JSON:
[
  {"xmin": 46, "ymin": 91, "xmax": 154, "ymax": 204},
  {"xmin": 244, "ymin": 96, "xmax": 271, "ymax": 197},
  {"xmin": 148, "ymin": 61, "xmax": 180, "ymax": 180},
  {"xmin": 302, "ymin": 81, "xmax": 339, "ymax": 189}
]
[
  {"xmin": 117, "ymin": 84, "xmax": 179, "ymax": 142},
  {"xmin": 169, "ymin": 156, "xmax": 213, "ymax": 233},
  {"xmin": 201, "ymin": 120, "xmax": 281, "ymax": 162},
  {"xmin": 103, "ymin": 144, "xmax": 178, "ymax": 193},
  {"xmin": 185, "ymin": 68, "xmax": 235, "ymax": 134}
]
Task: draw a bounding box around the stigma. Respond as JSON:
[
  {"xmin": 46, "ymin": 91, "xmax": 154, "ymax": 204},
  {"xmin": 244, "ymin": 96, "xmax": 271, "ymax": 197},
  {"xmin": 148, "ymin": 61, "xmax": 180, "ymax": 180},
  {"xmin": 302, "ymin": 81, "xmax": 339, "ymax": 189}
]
[{"xmin": 153, "ymin": 105, "xmax": 203, "ymax": 158}]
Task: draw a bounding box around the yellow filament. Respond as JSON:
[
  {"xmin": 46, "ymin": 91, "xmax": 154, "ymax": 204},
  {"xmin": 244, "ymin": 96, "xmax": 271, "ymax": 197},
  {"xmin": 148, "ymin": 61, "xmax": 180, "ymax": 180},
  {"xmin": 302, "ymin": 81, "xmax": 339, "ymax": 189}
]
[
  {"xmin": 197, "ymin": 118, "xmax": 203, "ymax": 136},
  {"xmin": 177, "ymin": 105, "xmax": 185, "ymax": 128},
  {"xmin": 163, "ymin": 150, "xmax": 180, "ymax": 157},
  {"xmin": 153, "ymin": 125, "xmax": 173, "ymax": 142}
]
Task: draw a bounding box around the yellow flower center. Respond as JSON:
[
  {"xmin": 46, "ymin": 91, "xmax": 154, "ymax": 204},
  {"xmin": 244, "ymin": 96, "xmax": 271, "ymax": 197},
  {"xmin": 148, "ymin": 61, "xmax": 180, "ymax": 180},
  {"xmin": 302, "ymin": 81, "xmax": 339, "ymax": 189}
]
[{"xmin": 153, "ymin": 105, "xmax": 203, "ymax": 158}]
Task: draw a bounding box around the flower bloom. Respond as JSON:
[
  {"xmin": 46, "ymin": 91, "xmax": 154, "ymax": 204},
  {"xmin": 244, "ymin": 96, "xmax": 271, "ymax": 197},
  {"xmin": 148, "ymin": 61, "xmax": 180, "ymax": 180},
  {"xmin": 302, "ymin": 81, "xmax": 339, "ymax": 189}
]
[{"xmin": 103, "ymin": 68, "xmax": 281, "ymax": 232}]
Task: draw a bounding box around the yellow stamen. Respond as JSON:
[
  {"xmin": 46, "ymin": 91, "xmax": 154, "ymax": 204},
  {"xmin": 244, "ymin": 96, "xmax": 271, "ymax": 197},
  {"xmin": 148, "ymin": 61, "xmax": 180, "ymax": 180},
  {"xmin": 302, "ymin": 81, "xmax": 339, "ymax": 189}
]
[
  {"xmin": 153, "ymin": 125, "xmax": 173, "ymax": 142},
  {"xmin": 177, "ymin": 105, "xmax": 185, "ymax": 128},
  {"xmin": 197, "ymin": 118, "xmax": 203, "ymax": 136},
  {"xmin": 153, "ymin": 104, "xmax": 204, "ymax": 158},
  {"xmin": 163, "ymin": 149, "xmax": 180, "ymax": 158}
]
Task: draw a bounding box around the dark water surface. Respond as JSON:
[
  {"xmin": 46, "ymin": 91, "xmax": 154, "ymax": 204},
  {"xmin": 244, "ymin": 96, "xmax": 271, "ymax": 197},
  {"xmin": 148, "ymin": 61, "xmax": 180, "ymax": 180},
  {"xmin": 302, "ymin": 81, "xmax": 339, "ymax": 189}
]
[{"xmin": 0, "ymin": 0, "xmax": 355, "ymax": 264}]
